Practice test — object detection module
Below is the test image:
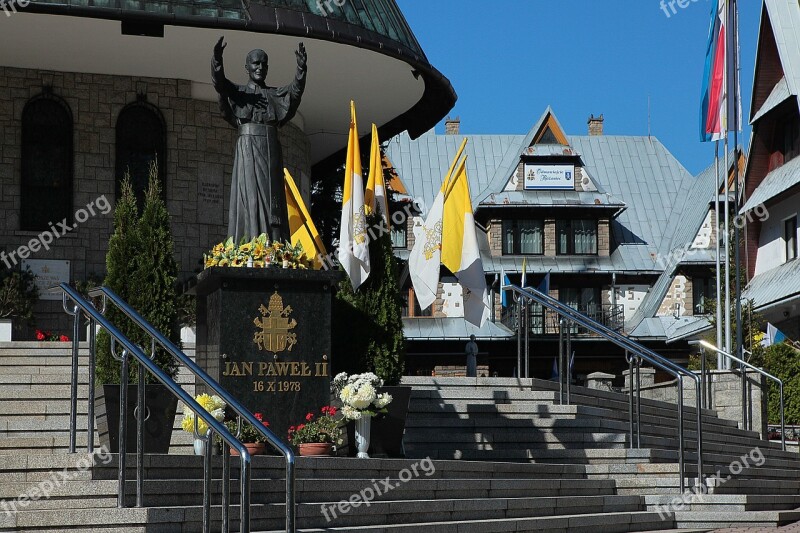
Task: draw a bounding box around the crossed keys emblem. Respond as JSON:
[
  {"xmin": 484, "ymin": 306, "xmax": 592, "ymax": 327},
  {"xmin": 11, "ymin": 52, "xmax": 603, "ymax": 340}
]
[{"xmin": 253, "ymin": 292, "xmax": 298, "ymax": 353}]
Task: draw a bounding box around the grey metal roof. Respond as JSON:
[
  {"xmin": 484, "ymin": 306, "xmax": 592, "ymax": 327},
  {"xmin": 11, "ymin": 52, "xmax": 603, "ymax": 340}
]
[
  {"xmin": 630, "ymin": 316, "xmax": 711, "ymax": 342},
  {"xmin": 743, "ymin": 258, "xmax": 800, "ymax": 310},
  {"xmin": 403, "ymin": 317, "xmax": 515, "ymax": 341},
  {"xmin": 753, "ymin": 0, "xmax": 800, "ymax": 121},
  {"xmin": 385, "ymin": 131, "xmax": 524, "ymax": 216},
  {"xmin": 386, "ymin": 112, "xmax": 697, "ymax": 276},
  {"xmin": 752, "ymin": 77, "xmax": 792, "ymax": 123},
  {"xmin": 479, "ymin": 191, "xmax": 625, "ymax": 209},
  {"xmin": 627, "ymin": 157, "xmax": 721, "ymax": 330},
  {"xmin": 740, "ymin": 154, "xmax": 800, "ymax": 212}
]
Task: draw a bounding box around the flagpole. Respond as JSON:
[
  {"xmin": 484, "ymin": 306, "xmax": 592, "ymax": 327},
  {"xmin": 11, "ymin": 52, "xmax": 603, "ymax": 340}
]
[
  {"xmin": 714, "ymin": 141, "xmax": 723, "ymax": 369},
  {"xmin": 723, "ymin": 137, "xmax": 731, "ymax": 364},
  {"xmin": 732, "ymin": 0, "xmax": 744, "ymax": 364}
]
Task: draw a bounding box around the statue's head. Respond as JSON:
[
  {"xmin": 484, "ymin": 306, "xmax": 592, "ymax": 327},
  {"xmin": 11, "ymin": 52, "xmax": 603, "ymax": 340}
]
[{"xmin": 245, "ymin": 49, "xmax": 269, "ymax": 85}]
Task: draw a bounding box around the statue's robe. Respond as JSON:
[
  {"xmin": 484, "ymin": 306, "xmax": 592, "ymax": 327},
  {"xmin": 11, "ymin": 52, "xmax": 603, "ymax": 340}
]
[{"xmin": 212, "ymin": 56, "xmax": 306, "ymax": 242}]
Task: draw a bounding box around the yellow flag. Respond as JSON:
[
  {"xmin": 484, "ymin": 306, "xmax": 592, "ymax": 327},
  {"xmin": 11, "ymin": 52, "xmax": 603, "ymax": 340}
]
[
  {"xmin": 441, "ymin": 156, "xmax": 489, "ymax": 327},
  {"xmin": 284, "ymin": 169, "xmax": 327, "ymax": 269},
  {"xmin": 365, "ymin": 124, "xmax": 389, "ymax": 228},
  {"xmin": 337, "ymin": 101, "xmax": 370, "ymax": 290}
]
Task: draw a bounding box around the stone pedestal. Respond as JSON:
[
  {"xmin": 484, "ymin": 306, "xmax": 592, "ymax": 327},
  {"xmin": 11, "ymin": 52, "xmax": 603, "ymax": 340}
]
[
  {"xmin": 191, "ymin": 267, "xmax": 342, "ymax": 444},
  {"xmin": 586, "ymin": 372, "xmax": 615, "ymax": 391}
]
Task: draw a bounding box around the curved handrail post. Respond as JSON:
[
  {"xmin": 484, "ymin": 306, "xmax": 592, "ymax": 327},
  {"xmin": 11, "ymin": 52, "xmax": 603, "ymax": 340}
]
[
  {"xmin": 692, "ymin": 340, "xmax": 785, "ymax": 451},
  {"xmin": 57, "ymin": 284, "xmax": 255, "ymax": 532},
  {"xmin": 91, "ymin": 285, "xmax": 296, "ymax": 531},
  {"xmin": 505, "ymin": 284, "xmax": 703, "ymax": 490}
]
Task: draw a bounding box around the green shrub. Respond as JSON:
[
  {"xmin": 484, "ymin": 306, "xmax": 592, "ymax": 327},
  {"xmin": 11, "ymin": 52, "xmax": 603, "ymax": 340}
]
[
  {"xmin": 95, "ymin": 165, "xmax": 179, "ymax": 385},
  {"xmin": 764, "ymin": 343, "xmax": 800, "ymax": 425},
  {"xmin": 333, "ymin": 213, "xmax": 405, "ymax": 384},
  {"xmin": 0, "ymin": 266, "xmax": 38, "ymax": 327}
]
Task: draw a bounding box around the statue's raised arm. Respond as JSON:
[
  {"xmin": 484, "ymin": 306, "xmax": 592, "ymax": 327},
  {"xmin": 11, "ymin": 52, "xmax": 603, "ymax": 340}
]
[{"xmin": 212, "ymin": 36, "xmax": 237, "ymax": 127}]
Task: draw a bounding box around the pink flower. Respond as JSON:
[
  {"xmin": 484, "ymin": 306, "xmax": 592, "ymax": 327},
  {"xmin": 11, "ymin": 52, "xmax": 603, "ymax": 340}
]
[{"xmin": 305, "ymin": 413, "xmax": 314, "ymax": 422}]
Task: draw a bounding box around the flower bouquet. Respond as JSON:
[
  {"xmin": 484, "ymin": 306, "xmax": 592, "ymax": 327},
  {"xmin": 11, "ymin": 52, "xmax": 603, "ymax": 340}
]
[
  {"xmin": 203, "ymin": 234, "xmax": 311, "ymax": 269},
  {"xmin": 331, "ymin": 372, "xmax": 392, "ymax": 420},
  {"xmin": 181, "ymin": 393, "xmax": 226, "ymax": 436},
  {"xmin": 288, "ymin": 406, "xmax": 343, "ymax": 456},
  {"xmin": 222, "ymin": 412, "xmax": 271, "ymax": 456}
]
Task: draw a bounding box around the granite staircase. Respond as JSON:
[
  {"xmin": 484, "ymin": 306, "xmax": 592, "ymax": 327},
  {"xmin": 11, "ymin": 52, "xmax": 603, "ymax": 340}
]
[
  {"xmin": 402, "ymin": 376, "xmax": 800, "ymax": 529},
  {"xmin": 1, "ymin": 341, "xmax": 799, "ymax": 531}
]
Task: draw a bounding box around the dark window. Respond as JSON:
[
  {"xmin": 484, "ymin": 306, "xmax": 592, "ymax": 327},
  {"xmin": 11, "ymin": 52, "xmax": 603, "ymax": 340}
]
[
  {"xmin": 693, "ymin": 277, "xmax": 716, "ymax": 315},
  {"xmin": 391, "ymin": 219, "xmax": 407, "ymax": 249},
  {"xmin": 786, "ymin": 216, "xmax": 798, "ymax": 262},
  {"xmin": 783, "ymin": 117, "xmax": 800, "ymax": 162},
  {"xmin": 21, "ymin": 94, "xmax": 73, "ymax": 231},
  {"xmin": 115, "ymin": 101, "xmax": 166, "ymax": 209},
  {"xmin": 404, "ymin": 288, "xmax": 432, "ymax": 318},
  {"xmin": 502, "ymin": 220, "xmax": 544, "ymax": 255},
  {"xmin": 538, "ymin": 125, "xmax": 560, "ymax": 145},
  {"xmin": 556, "ymin": 219, "xmax": 598, "ymax": 255}
]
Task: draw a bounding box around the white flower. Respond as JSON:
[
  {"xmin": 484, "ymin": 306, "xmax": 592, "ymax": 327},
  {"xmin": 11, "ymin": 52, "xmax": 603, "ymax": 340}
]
[
  {"xmin": 342, "ymin": 405, "xmax": 362, "ymax": 420},
  {"xmin": 374, "ymin": 393, "xmax": 392, "ymax": 409},
  {"xmin": 351, "ymin": 383, "xmax": 376, "ymax": 409},
  {"xmin": 210, "ymin": 408, "xmax": 225, "ymax": 422}
]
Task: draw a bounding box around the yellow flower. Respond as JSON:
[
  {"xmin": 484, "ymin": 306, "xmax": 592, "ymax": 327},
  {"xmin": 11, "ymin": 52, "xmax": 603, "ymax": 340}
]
[
  {"xmin": 212, "ymin": 243, "xmax": 224, "ymax": 255},
  {"xmin": 253, "ymin": 260, "xmax": 265, "ymax": 268},
  {"xmin": 219, "ymin": 258, "xmax": 230, "ymax": 267},
  {"xmin": 231, "ymin": 258, "xmax": 245, "ymax": 267},
  {"xmin": 273, "ymin": 241, "xmax": 283, "ymax": 251},
  {"xmin": 238, "ymin": 243, "xmax": 253, "ymax": 254},
  {"xmin": 253, "ymin": 242, "xmax": 266, "ymax": 260}
]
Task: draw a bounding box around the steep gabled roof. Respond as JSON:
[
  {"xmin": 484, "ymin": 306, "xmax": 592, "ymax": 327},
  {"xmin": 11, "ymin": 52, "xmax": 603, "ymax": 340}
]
[{"xmin": 751, "ymin": 0, "xmax": 800, "ymax": 122}]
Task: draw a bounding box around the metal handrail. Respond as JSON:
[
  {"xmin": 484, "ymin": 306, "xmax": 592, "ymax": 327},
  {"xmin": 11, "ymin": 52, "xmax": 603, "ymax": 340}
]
[
  {"xmin": 505, "ymin": 284, "xmax": 703, "ymax": 491},
  {"xmin": 88, "ymin": 285, "xmax": 297, "ymax": 532},
  {"xmin": 692, "ymin": 340, "xmax": 785, "ymax": 451},
  {"xmin": 58, "ymin": 283, "xmax": 255, "ymax": 533}
]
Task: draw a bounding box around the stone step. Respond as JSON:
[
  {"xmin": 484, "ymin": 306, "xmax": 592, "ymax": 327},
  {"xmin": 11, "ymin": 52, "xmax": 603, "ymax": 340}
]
[
  {"xmin": 672, "ymin": 509, "xmax": 800, "ymax": 528},
  {"xmin": 645, "ymin": 494, "xmax": 800, "ymax": 512}
]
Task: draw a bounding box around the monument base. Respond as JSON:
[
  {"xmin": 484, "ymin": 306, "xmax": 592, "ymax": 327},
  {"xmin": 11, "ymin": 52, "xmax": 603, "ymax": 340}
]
[{"xmin": 190, "ymin": 267, "xmax": 342, "ymax": 444}]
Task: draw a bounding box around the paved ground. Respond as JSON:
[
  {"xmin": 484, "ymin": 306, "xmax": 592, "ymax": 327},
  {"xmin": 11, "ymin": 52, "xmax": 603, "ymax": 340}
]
[{"xmin": 712, "ymin": 525, "xmax": 800, "ymax": 532}]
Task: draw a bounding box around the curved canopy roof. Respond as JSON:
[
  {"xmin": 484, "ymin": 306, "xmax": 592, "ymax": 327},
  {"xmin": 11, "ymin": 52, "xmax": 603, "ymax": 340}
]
[{"xmin": 4, "ymin": 0, "xmax": 456, "ymax": 170}]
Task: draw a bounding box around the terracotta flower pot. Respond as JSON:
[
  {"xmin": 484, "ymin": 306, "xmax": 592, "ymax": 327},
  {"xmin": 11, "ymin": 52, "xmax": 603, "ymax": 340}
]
[
  {"xmin": 230, "ymin": 442, "xmax": 266, "ymax": 457},
  {"xmin": 298, "ymin": 442, "xmax": 333, "ymax": 457}
]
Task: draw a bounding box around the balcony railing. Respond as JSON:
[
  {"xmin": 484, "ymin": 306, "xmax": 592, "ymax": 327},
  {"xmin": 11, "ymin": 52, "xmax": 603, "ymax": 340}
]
[{"xmin": 502, "ymin": 302, "xmax": 624, "ymax": 335}]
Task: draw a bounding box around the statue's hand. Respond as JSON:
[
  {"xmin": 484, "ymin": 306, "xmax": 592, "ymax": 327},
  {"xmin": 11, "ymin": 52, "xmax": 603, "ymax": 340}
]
[
  {"xmin": 214, "ymin": 36, "xmax": 227, "ymax": 61},
  {"xmin": 296, "ymin": 42, "xmax": 307, "ymax": 70}
]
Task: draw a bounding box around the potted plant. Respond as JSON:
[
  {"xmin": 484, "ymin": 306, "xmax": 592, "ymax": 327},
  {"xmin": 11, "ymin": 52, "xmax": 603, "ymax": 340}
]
[
  {"xmin": 35, "ymin": 330, "xmax": 70, "ymax": 342},
  {"xmin": 222, "ymin": 412, "xmax": 272, "ymax": 456},
  {"xmin": 332, "ymin": 373, "xmax": 392, "ymax": 459},
  {"xmin": 181, "ymin": 393, "xmax": 226, "ymax": 455},
  {"xmin": 288, "ymin": 406, "xmax": 343, "ymax": 456},
  {"xmin": 95, "ymin": 168, "xmax": 181, "ymax": 454},
  {"xmin": 0, "ymin": 265, "xmax": 38, "ymax": 341}
]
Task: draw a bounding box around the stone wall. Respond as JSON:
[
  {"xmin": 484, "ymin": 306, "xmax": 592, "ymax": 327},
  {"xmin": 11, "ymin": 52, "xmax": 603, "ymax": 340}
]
[{"xmin": 0, "ymin": 66, "xmax": 311, "ymax": 334}]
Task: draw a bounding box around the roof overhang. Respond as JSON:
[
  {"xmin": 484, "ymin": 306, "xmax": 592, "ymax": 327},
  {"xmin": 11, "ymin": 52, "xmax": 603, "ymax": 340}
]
[{"xmin": 2, "ymin": 5, "xmax": 456, "ymax": 171}]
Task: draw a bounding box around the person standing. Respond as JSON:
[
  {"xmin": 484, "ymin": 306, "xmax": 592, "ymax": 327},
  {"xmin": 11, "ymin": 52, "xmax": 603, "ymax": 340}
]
[{"xmin": 465, "ymin": 334, "xmax": 478, "ymax": 377}]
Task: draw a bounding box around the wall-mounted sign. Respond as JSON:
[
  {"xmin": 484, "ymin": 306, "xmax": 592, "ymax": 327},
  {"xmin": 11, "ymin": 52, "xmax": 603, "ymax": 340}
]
[
  {"xmin": 21, "ymin": 259, "xmax": 70, "ymax": 300},
  {"xmin": 524, "ymin": 164, "xmax": 575, "ymax": 190}
]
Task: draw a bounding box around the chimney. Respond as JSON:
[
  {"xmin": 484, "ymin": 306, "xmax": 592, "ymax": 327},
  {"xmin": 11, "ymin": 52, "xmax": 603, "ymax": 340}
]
[
  {"xmin": 588, "ymin": 114, "xmax": 604, "ymax": 136},
  {"xmin": 445, "ymin": 116, "xmax": 461, "ymax": 135}
]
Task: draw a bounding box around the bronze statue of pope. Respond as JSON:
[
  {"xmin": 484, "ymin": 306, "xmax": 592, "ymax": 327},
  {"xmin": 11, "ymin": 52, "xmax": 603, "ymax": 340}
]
[{"xmin": 212, "ymin": 37, "xmax": 307, "ymax": 242}]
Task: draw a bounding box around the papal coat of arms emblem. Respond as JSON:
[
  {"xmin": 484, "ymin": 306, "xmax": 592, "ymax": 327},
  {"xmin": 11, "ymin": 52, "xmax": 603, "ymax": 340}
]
[{"xmin": 253, "ymin": 292, "xmax": 298, "ymax": 353}]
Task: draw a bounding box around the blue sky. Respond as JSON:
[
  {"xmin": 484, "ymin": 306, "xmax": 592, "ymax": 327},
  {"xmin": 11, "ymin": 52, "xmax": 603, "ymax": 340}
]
[{"xmin": 396, "ymin": 0, "xmax": 762, "ymax": 175}]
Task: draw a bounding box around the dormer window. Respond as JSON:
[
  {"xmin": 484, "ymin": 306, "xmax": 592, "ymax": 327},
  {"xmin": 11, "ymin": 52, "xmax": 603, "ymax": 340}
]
[
  {"xmin": 502, "ymin": 220, "xmax": 544, "ymax": 255},
  {"xmin": 556, "ymin": 219, "xmax": 598, "ymax": 255}
]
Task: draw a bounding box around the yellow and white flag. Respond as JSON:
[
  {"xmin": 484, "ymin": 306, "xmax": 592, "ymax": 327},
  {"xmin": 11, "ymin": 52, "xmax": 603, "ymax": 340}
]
[
  {"xmin": 284, "ymin": 169, "xmax": 327, "ymax": 270},
  {"xmin": 338, "ymin": 101, "xmax": 370, "ymax": 290},
  {"xmin": 408, "ymin": 138, "xmax": 467, "ymax": 311},
  {"xmin": 441, "ymin": 156, "xmax": 489, "ymax": 327},
  {"xmin": 365, "ymin": 123, "xmax": 389, "ymax": 229}
]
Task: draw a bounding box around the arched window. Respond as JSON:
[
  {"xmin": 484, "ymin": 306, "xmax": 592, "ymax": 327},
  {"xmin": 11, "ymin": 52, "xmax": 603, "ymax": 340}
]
[
  {"xmin": 21, "ymin": 93, "xmax": 73, "ymax": 231},
  {"xmin": 115, "ymin": 100, "xmax": 166, "ymax": 208}
]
